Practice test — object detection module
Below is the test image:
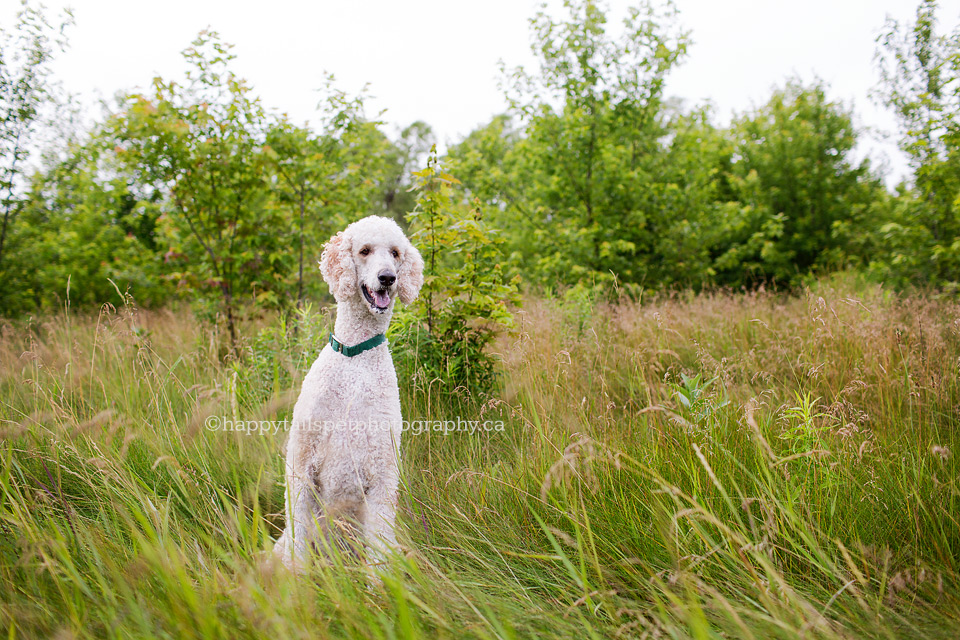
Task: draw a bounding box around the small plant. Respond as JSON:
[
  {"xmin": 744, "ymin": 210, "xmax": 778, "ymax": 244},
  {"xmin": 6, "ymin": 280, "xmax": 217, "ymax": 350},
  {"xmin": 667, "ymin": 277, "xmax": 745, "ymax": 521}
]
[
  {"xmin": 672, "ymin": 372, "xmax": 728, "ymax": 424},
  {"xmin": 558, "ymin": 281, "xmax": 599, "ymax": 338},
  {"xmin": 237, "ymin": 303, "xmax": 330, "ymax": 405},
  {"xmin": 391, "ymin": 147, "xmax": 521, "ymax": 395},
  {"xmin": 779, "ymin": 391, "xmax": 837, "ymax": 453}
]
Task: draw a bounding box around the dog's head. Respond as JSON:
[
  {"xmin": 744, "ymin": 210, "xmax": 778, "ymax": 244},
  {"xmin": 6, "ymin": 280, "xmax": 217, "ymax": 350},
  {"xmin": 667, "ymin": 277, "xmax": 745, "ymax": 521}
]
[{"xmin": 319, "ymin": 216, "xmax": 424, "ymax": 314}]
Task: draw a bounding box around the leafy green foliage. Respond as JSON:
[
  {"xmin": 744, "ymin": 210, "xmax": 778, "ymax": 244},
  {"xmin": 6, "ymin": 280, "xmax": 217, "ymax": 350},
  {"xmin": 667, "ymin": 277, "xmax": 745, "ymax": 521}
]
[
  {"xmin": 1, "ymin": 135, "xmax": 169, "ymax": 314},
  {"xmin": 453, "ymin": 3, "xmax": 887, "ymax": 293},
  {"xmin": 0, "ymin": 0, "xmax": 72, "ymax": 312},
  {"xmin": 112, "ymin": 31, "xmax": 283, "ymax": 347},
  {"xmin": 263, "ymin": 80, "xmax": 374, "ymax": 308},
  {"xmin": 778, "ymin": 392, "xmax": 835, "ymax": 454},
  {"xmin": 672, "ymin": 372, "xmax": 729, "ymax": 425},
  {"xmin": 3, "ymin": 0, "xmax": 960, "ymax": 326},
  {"xmin": 379, "ymin": 120, "xmax": 436, "ymax": 220},
  {"xmin": 238, "ymin": 302, "xmax": 331, "ymax": 406},
  {"xmin": 717, "ymin": 80, "xmax": 883, "ymax": 286},
  {"xmin": 0, "ymin": 24, "xmax": 438, "ymax": 334},
  {"xmin": 872, "ymin": 0, "xmax": 960, "ymax": 289},
  {"xmin": 493, "ymin": 0, "xmax": 691, "ymax": 288},
  {"xmin": 392, "ymin": 148, "xmax": 521, "ymax": 395}
]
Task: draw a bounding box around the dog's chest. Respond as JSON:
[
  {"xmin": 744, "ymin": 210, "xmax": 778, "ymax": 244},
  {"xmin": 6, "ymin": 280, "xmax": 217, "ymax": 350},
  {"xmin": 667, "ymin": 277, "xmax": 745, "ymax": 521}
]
[{"xmin": 294, "ymin": 346, "xmax": 401, "ymax": 427}]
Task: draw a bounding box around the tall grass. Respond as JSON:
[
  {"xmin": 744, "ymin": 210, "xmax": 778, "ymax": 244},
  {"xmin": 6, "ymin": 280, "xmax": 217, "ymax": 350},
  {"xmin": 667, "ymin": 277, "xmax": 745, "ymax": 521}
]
[{"xmin": 1, "ymin": 276, "xmax": 958, "ymax": 638}]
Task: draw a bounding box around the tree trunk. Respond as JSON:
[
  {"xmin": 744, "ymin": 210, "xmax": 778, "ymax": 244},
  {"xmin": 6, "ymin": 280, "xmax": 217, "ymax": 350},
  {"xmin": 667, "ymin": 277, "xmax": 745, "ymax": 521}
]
[
  {"xmin": 0, "ymin": 206, "xmax": 12, "ymax": 273},
  {"xmin": 297, "ymin": 188, "xmax": 305, "ymax": 310},
  {"xmin": 221, "ymin": 280, "xmax": 238, "ymax": 352},
  {"xmin": 0, "ymin": 134, "xmax": 24, "ymax": 273}
]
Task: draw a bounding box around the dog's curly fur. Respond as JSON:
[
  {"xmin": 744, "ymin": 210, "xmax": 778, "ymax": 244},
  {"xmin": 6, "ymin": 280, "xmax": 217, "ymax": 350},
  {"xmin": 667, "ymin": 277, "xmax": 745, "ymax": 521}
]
[{"xmin": 274, "ymin": 215, "xmax": 424, "ymax": 571}]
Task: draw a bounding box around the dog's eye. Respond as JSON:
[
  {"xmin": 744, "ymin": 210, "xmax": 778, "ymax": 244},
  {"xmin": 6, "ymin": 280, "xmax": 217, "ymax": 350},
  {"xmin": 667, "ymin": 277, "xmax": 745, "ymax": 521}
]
[
  {"xmin": 359, "ymin": 247, "xmax": 370, "ymax": 256},
  {"xmin": 391, "ymin": 249, "xmax": 400, "ymax": 259}
]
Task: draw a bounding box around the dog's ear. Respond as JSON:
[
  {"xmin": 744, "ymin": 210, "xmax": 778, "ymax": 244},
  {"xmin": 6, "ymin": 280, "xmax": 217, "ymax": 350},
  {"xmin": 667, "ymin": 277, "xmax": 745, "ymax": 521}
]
[
  {"xmin": 397, "ymin": 241, "xmax": 424, "ymax": 305},
  {"xmin": 319, "ymin": 231, "xmax": 357, "ymax": 300}
]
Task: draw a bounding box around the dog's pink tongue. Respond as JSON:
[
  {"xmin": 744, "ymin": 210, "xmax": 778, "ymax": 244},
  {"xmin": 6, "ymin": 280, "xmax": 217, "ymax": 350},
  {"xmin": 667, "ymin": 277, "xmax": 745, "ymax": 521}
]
[{"xmin": 374, "ymin": 289, "xmax": 391, "ymax": 308}]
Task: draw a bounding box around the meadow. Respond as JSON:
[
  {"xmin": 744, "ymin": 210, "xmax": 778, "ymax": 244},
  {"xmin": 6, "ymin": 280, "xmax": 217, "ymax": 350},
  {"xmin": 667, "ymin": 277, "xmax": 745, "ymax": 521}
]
[{"xmin": 1, "ymin": 276, "xmax": 959, "ymax": 639}]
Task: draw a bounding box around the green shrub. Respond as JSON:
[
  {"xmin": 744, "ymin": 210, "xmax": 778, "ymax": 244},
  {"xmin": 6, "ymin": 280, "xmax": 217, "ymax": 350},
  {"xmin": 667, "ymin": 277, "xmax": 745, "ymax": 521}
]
[{"xmin": 391, "ymin": 148, "xmax": 521, "ymax": 396}]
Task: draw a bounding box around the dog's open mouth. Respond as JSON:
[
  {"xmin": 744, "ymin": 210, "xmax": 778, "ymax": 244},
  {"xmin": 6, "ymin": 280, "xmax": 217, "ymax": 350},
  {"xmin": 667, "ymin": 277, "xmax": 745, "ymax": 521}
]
[{"xmin": 361, "ymin": 284, "xmax": 392, "ymax": 311}]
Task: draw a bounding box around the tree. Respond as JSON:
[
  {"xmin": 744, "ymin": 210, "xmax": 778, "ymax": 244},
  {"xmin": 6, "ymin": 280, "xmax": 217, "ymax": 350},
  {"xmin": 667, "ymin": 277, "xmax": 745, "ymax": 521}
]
[
  {"xmin": 447, "ymin": 115, "xmax": 519, "ymax": 208},
  {"xmin": 651, "ymin": 105, "xmax": 736, "ymax": 287},
  {"xmin": 494, "ymin": 0, "xmax": 691, "ymax": 287},
  {"xmin": 392, "ymin": 147, "xmax": 521, "ymax": 394},
  {"xmin": 1, "ymin": 133, "xmax": 169, "ymax": 314},
  {"xmin": 718, "ymin": 80, "xmax": 881, "ymax": 285},
  {"xmin": 447, "ymin": 115, "xmax": 527, "ymax": 269},
  {"xmin": 371, "ymin": 120, "xmax": 434, "ymax": 222},
  {"xmin": 874, "ymin": 0, "xmax": 960, "ymax": 287},
  {"xmin": 264, "ymin": 79, "xmax": 368, "ymax": 309},
  {"xmin": 0, "ymin": 0, "xmax": 71, "ymax": 301},
  {"xmin": 113, "ymin": 31, "xmax": 282, "ymax": 348}
]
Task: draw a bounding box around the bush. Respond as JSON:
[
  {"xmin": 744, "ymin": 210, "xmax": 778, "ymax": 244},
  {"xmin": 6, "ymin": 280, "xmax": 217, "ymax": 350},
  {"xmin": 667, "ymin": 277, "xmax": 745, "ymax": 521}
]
[{"xmin": 390, "ymin": 148, "xmax": 521, "ymax": 396}]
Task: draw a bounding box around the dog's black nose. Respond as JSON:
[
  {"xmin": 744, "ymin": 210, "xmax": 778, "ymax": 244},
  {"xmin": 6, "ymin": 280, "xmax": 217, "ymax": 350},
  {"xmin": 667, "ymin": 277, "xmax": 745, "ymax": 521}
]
[{"xmin": 378, "ymin": 270, "xmax": 396, "ymax": 287}]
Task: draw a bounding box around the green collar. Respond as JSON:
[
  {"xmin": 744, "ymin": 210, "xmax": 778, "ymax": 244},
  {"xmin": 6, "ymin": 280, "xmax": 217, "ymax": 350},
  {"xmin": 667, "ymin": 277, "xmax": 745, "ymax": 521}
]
[{"xmin": 329, "ymin": 332, "xmax": 387, "ymax": 357}]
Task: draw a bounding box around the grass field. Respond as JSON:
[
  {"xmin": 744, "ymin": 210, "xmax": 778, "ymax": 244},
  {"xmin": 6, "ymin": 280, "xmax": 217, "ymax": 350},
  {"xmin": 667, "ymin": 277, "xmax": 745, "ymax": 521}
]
[{"xmin": 1, "ymin": 276, "xmax": 959, "ymax": 638}]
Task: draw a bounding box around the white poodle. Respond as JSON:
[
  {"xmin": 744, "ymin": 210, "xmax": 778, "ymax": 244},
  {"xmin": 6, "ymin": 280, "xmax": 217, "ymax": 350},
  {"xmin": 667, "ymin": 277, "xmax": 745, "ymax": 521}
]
[{"xmin": 274, "ymin": 215, "xmax": 424, "ymax": 571}]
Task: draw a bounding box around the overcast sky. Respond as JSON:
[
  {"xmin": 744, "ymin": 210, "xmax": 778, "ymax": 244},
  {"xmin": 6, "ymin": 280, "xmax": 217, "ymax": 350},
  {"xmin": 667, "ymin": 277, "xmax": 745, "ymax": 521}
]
[{"xmin": 5, "ymin": 0, "xmax": 960, "ymax": 184}]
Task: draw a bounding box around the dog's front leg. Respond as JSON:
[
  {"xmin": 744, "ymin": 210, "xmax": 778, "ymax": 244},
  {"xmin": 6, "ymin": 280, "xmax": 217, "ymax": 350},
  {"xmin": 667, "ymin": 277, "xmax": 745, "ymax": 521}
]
[
  {"xmin": 275, "ymin": 468, "xmax": 328, "ymax": 572},
  {"xmin": 361, "ymin": 471, "xmax": 399, "ymax": 570}
]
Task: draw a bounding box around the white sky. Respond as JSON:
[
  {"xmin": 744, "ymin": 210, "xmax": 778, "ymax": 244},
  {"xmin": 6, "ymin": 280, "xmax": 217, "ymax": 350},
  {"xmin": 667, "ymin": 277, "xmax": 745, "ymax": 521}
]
[{"xmin": 5, "ymin": 0, "xmax": 960, "ymax": 185}]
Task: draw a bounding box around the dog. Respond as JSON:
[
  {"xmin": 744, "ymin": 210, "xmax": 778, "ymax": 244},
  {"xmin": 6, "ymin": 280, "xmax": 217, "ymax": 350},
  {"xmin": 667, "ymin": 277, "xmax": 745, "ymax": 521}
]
[{"xmin": 274, "ymin": 215, "xmax": 424, "ymax": 571}]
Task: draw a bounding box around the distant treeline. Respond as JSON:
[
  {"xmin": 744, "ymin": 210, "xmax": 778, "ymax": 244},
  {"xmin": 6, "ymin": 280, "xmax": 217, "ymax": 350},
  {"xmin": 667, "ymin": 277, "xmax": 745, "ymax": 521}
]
[{"xmin": 1, "ymin": 0, "xmax": 958, "ymax": 323}]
